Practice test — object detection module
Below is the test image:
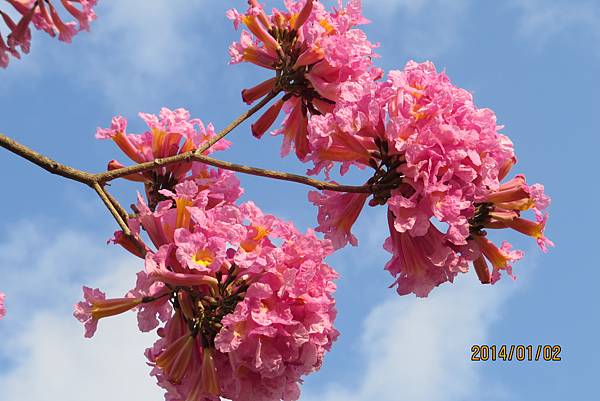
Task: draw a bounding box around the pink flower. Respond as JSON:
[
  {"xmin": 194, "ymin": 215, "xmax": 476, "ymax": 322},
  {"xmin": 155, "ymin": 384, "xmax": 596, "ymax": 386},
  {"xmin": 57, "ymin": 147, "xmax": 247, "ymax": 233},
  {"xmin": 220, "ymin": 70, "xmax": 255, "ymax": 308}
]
[
  {"xmin": 210, "ymin": 232, "xmax": 339, "ymax": 401},
  {"xmin": 308, "ymin": 190, "xmax": 368, "ymax": 249},
  {"xmin": 384, "ymin": 62, "xmax": 515, "ymax": 240},
  {"xmin": 126, "ymin": 271, "xmax": 172, "ymax": 332},
  {"xmin": 81, "ymin": 164, "xmax": 339, "ymax": 400},
  {"xmin": 135, "ymin": 188, "xmax": 339, "ymax": 401},
  {"xmin": 229, "ymin": 0, "xmax": 380, "ymax": 160},
  {"xmin": 305, "ymin": 60, "xmax": 551, "ymax": 295},
  {"xmin": 0, "ymin": 0, "xmax": 98, "ymax": 68},
  {"xmin": 74, "ymin": 287, "xmax": 144, "ymax": 338},
  {"xmin": 97, "ymin": 109, "xmax": 233, "ymax": 210},
  {"xmin": 465, "ymin": 172, "xmax": 553, "ymax": 283},
  {"xmin": 384, "ymin": 210, "xmax": 470, "ymax": 297},
  {"xmin": 476, "ymin": 174, "xmax": 553, "ymax": 247},
  {"xmin": 0, "ymin": 292, "xmax": 6, "ymax": 320},
  {"xmin": 472, "ymin": 236, "xmax": 523, "ymax": 284}
]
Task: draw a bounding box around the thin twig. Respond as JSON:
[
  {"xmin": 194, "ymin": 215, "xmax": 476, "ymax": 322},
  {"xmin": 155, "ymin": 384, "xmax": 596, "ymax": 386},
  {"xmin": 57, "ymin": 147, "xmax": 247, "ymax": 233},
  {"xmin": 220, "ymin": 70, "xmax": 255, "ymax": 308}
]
[
  {"xmin": 196, "ymin": 90, "xmax": 280, "ymax": 154},
  {"xmin": 92, "ymin": 182, "xmax": 131, "ymax": 235},
  {"xmin": 96, "ymin": 91, "xmax": 281, "ymax": 183},
  {"xmin": 0, "ymin": 88, "xmax": 371, "ymax": 236},
  {"xmin": 104, "ymin": 187, "xmax": 130, "ymax": 223},
  {"xmin": 0, "ymin": 133, "xmax": 94, "ymax": 183},
  {"xmin": 190, "ymin": 154, "xmax": 371, "ymax": 193}
]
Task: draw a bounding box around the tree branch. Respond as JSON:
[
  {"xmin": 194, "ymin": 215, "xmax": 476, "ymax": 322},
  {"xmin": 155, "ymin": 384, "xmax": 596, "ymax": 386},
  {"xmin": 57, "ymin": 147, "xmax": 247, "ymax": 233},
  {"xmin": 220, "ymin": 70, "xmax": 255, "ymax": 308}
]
[
  {"xmin": 96, "ymin": 91, "xmax": 281, "ymax": 183},
  {"xmin": 0, "ymin": 132, "xmax": 371, "ymax": 193},
  {"xmin": 103, "ymin": 186, "xmax": 131, "ymax": 223},
  {"xmin": 189, "ymin": 154, "xmax": 371, "ymax": 193},
  {"xmin": 0, "ymin": 89, "xmax": 371, "ymax": 234},
  {"xmin": 0, "ymin": 133, "xmax": 95, "ymax": 183},
  {"xmin": 196, "ymin": 90, "xmax": 281, "ymax": 154},
  {"xmin": 92, "ymin": 182, "xmax": 131, "ymax": 235}
]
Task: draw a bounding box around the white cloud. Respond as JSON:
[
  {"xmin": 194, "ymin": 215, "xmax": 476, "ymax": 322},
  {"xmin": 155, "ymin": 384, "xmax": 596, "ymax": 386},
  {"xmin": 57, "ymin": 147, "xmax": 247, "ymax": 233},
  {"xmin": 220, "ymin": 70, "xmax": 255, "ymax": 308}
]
[
  {"xmin": 74, "ymin": 0, "xmax": 210, "ymax": 110},
  {"xmin": 511, "ymin": 0, "xmax": 600, "ymax": 48},
  {"xmin": 0, "ymin": 1, "xmax": 242, "ymax": 108},
  {"xmin": 0, "ymin": 222, "xmax": 163, "ymax": 401},
  {"xmin": 0, "ymin": 307, "xmax": 162, "ymax": 401},
  {"xmin": 364, "ymin": 0, "xmax": 471, "ymax": 57},
  {"xmin": 0, "ymin": 220, "xmax": 530, "ymax": 401},
  {"xmin": 302, "ymin": 276, "xmax": 516, "ymax": 401}
]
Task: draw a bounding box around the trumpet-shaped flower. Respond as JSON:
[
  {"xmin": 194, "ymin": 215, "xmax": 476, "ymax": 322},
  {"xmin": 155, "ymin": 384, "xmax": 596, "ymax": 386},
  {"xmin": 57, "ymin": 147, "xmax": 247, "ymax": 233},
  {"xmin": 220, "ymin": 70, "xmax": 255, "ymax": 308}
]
[
  {"xmin": 467, "ymin": 172, "xmax": 553, "ymax": 283},
  {"xmin": 229, "ymin": 0, "xmax": 380, "ymax": 160},
  {"xmin": 384, "ymin": 211, "xmax": 471, "ymax": 297},
  {"xmin": 97, "ymin": 108, "xmax": 232, "ymax": 209},
  {"xmin": 308, "ymin": 60, "xmax": 551, "ymax": 295},
  {"xmin": 0, "ymin": 292, "xmax": 6, "ymax": 319},
  {"xmin": 1, "ymin": 0, "xmax": 98, "ymax": 68},
  {"xmin": 73, "ymin": 287, "xmax": 145, "ymax": 338},
  {"xmin": 78, "ymin": 172, "xmax": 339, "ymax": 401},
  {"xmin": 308, "ymin": 190, "xmax": 368, "ymax": 249}
]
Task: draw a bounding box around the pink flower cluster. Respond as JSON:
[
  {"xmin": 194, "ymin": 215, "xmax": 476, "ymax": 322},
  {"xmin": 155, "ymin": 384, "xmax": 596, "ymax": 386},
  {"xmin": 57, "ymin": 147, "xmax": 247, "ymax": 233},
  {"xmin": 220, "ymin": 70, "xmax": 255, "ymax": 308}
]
[
  {"xmin": 76, "ymin": 108, "xmax": 339, "ymax": 401},
  {"xmin": 96, "ymin": 107, "xmax": 236, "ymax": 210},
  {"xmin": 0, "ymin": 1, "xmax": 553, "ymax": 398},
  {"xmin": 229, "ymin": 2, "xmax": 552, "ymax": 297},
  {"xmin": 228, "ymin": 0, "xmax": 380, "ymax": 160},
  {"xmin": 307, "ymin": 60, "xmax": 553, "ymax": 296},
  {"xmin": 0, "ymin": 292, "xmax": 6, "ymax": 320},
  {"xmin": 0, "ymin": 0, "xmax": 97, "ymax": 68}
]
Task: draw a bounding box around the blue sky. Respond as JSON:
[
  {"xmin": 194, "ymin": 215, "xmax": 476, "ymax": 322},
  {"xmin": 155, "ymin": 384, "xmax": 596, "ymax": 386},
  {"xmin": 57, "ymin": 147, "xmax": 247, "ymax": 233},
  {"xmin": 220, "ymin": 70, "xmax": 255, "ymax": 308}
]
[{"xmin": 0, "ymin": 0, "xmax": 598, "ymax": 400}]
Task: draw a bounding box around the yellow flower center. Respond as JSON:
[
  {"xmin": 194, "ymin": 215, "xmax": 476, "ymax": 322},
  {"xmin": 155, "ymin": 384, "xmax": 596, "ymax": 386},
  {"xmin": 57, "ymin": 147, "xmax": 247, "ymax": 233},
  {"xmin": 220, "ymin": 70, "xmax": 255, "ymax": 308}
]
[
  {"xmin": 193, "ymin": 249, "xmax": 215, "ymax": 267},
  {"xmin": 241, "ymin": 225, "xmax": 270, "ymax": 252},
  {"xmin": 320, "ymin": 19, "xmax": 335, "ymax": 34},
  {"xmin": 175, "ymin": 198, "xmax": 192, "ymax": 230}
]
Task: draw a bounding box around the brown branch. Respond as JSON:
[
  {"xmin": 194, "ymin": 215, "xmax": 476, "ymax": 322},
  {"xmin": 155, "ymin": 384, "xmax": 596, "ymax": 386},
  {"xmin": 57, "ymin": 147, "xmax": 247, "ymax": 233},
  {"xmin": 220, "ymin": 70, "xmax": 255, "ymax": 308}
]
[
  {"xmin": 95, "ymin": 153, "xmax": 369, "ymax": 193},
  {"xmin": 103, "ymin": 187, "xmax": 130, "ymax": 223},
  {"xmin": 1, "ymin": 131, "xmax": 371, "ymax": 198},
  {"xmin": 0, "ymin": 133, "xmax": 95, "ymax": 183},
  {"xmin": 92, "ymin": 182, "xmax": 131, "ymax": 235},
  {"xmin": 190, "ymin": 154, "xmax": 371, "ymax": 193},
  {"xmin": 96, "ymin": 91, "xmax": 281, "ymax": 183},
  {"xmin": 0, "ymin": 88, "xmax": 370, "ymax": 235},
  {"xmin": 196, "ymin": 90, "xmax": 281, "ymax": 154}
]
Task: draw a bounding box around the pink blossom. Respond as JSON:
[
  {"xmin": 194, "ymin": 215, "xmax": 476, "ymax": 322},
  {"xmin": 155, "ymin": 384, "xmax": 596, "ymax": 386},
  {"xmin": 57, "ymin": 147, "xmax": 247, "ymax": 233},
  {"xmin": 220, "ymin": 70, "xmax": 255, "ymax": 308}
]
[
  {"xmin": 472, "ymin": 237, "xmax": 523, "ymax": 284},
  {"xmin": 229, "ymin": 0, "xmax": 380, "ymax": 160},
  {"xmin": 126, "ymin": 179, "xmax": 243, "ymax": 253},
  {"xmin": 127, "ymin": 271, "xmax": 172, "ymax": 333},
  {"xmin": 384, "ymin": 210, "xmax": 470, "ymax": 297},
  {"xmin": 136, "ymin": 195, "xmax": 339, "ymax": 401},
  {"xmin": 307, "ymin": 60, "xmax": 551, "ymax": 294},
  {"xmin": 384, "ymin": 61, "xmax": 516, "ymax": 242},
  {"xmin": 74, "ymin": 286, "xmax": 144, "ymax": 338},
  {"xmin": 97, "ymin": 108, "xmax": 229, "ymax": 167},
  {"xmin": 308, "ymin": 190, "xmax": 368, "ymax": 249},
  {"xmin": 138, "ymin": 189, "xmax": 336, "ymax": 400},
  {"xmin": 0, "ymin": 0, "xmax": 98, "ymax": 68},
  {"xmin": 465, "ymin": 172, "xmax": 553, "ymax": 283},
  {"xmin": 83, "ymin": 165, "xmax": 339, "ymax": 400},
  {"xmin": 0, "ymin": 292, "xmax": 6, "ymax": 320},
  {"xmin": 97, "ymin": 109, "xmax": 235, "ymax": 210}
]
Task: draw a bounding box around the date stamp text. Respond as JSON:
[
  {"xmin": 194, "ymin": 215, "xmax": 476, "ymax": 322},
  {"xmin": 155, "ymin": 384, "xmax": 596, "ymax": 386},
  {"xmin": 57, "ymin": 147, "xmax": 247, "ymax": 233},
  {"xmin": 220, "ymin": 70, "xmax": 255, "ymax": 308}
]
[{"xmin": 471, "ymin": 345, "xmax": 561, "ymax": 362}]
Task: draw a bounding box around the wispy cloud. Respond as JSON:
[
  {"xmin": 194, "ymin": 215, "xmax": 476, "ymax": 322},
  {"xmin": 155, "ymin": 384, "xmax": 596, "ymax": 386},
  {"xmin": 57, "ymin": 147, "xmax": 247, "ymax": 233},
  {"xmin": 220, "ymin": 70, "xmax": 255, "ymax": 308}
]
[
  {"xmin": 0, "ymin": 300, "xmax": 162, "ymax": 401},
  {"xmin": 511, "ymin": 0, "xmax": 600, "ymax": 49},
  {"xmin": 302, "ymin": 276, "xmax": 515, "ymax": 401},
  {"xmin": 0, "ymin": 222, "xmax": 161, "ymax": 400},
  {"xmin": 74, "ymin": 0, "xmax": 211, "ymax": 111},
  {"xmin": 364, "ymin": 0, "xmax": 472, "ymax": 58}
]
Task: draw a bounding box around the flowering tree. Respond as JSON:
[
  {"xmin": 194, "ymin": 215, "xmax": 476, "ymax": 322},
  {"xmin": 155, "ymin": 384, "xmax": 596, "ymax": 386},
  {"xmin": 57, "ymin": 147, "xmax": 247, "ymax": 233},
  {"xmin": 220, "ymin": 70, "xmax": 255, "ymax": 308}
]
[{"xmin": 0, "ymin": 1, "xmax": 553, "ymax": 400}]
